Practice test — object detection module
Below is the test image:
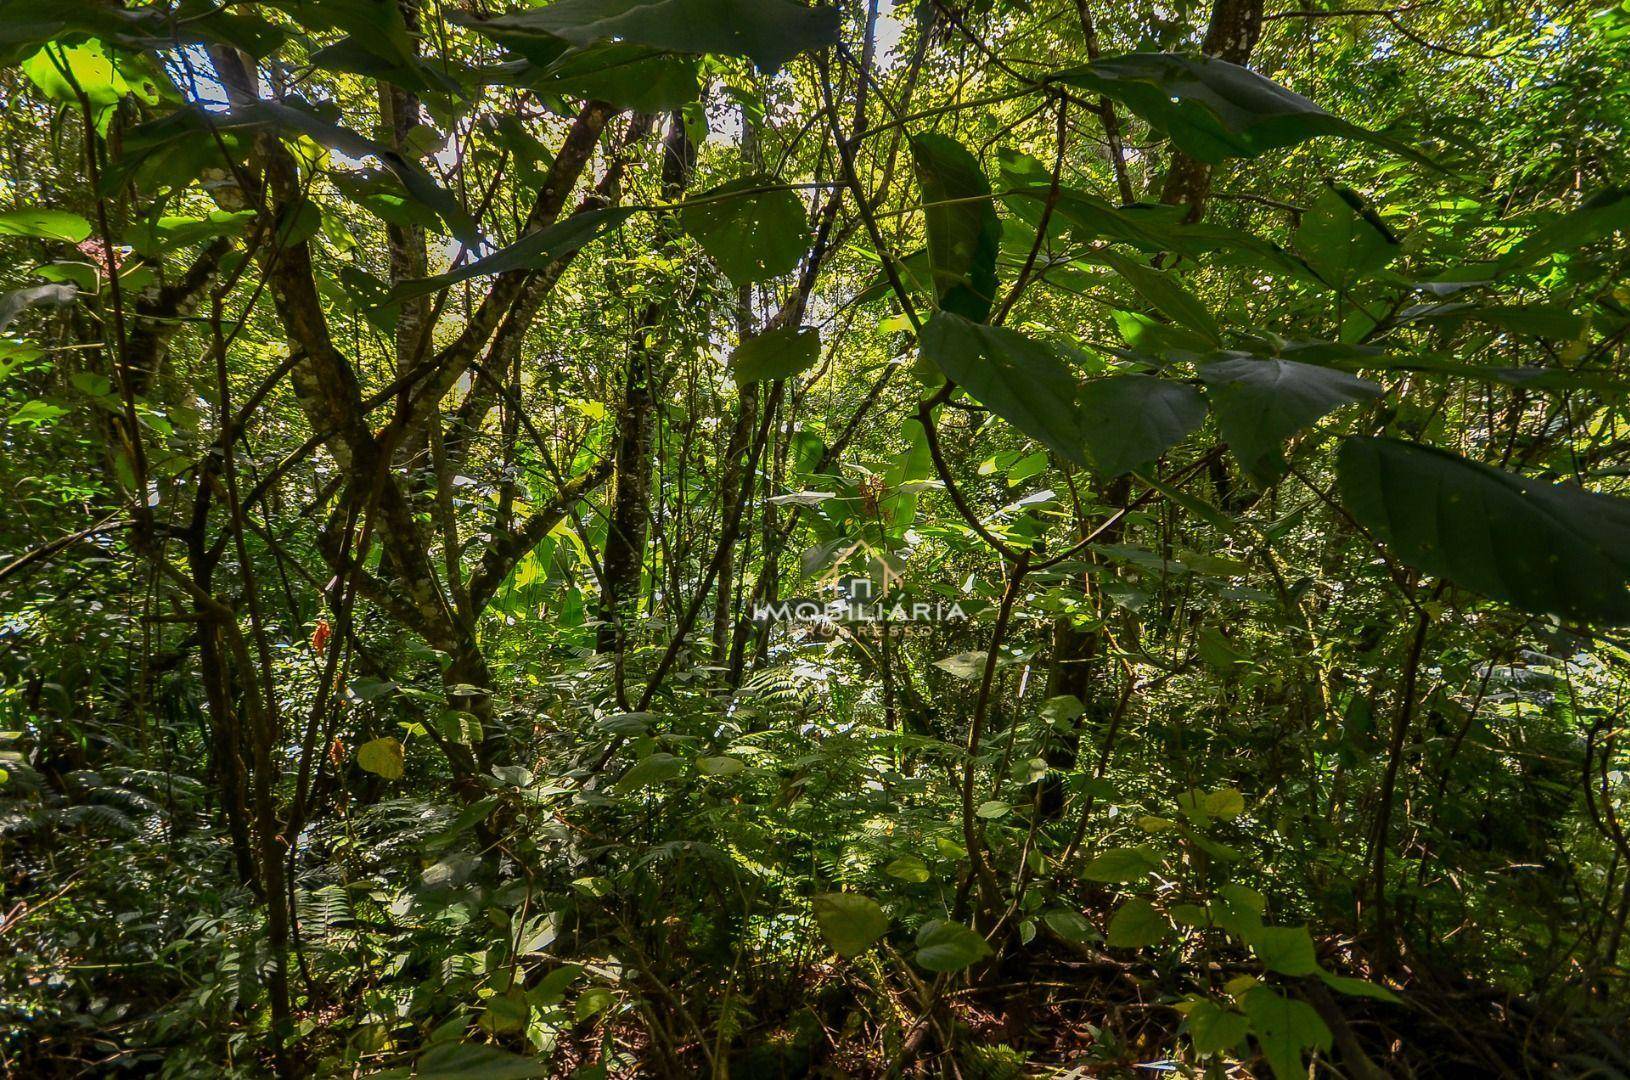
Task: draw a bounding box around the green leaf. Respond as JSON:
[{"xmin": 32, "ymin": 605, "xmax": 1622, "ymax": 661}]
[
  {"xmin": 1091, "ymin": 250, "xmax": 1221, "ymax": 343},
  {"xmin": 7, "ymin": 399, "xmax": 67, "ymax": 428},
  {"xmin": 1294, "ymin": 186, "xmax": 1400, "ymax": 293},
  {"xmin": 454, "ymin": 0, "xmax": 840, "ymax": 73},
  {"xmin": 730, "ymin": 324, "xmax": 820, "ymax": 384},
  {"xmin": 918, "ymin": 312, "xmax": 1085, "ymax": 466},
  {"xmin": 307, "ymin": 37, "xmax": 464, "ymax": 98},
  {"xmin": 124, "ymin": 210, "xmax": 255, "ymax": 257},
  {"xmin": 812, "ymin": 893, "xmax": 889, "ymax": 957},
  {"xmin": 0, "ymin": 1, "xmax": 166, "ymax": 65},
  {"xmin": 530, "ymin": 964, "xmax": 583, "ymax": 1004},
  {"xmin": 1218, "ymin": 883, "xmax": 1267, "ymax": 915},
  {"xmin": 696, "ymin": 755, "xmax": 745, "ymax": 776},
  {"xmin": 1053, "ymin": 53, "xmax": 1430, "ymax": 168},
  {"xmin": 1203, "ymin": 787, "xmax": 1246, "ymax": 820},
  {"xmin": 0, "ymin": 209, "xmax": 92, "ymax": 243},
  {"xmin": 1187, "ymin": 999, "xmax": 1250, "ymax": 1056},
  {"xmin": 491, "ymin": 764, "xmax": 533, "ymax": 787},
  {"xmin": 264, "ymin": 0, "xmax": 420, "ymax": 70},
  {"xmin": 1077, "ymin": 375, "xmax": 1207, "ymax": 477},
  {"xmin": 910, "ymin": 134, "xmax": 1001, "ymax": 322},
  {"xmin": 485, "ymin": 43, "xmax": 700, "ymax": 112},
  {"xmin": 913, "ymin": 919, "xmax": 992, "ymax": 972},
  {"xmin": 613, "ymin": 751, "xmax": 681, "ymax": 793},
  {"xmin": 575, "ymin": 986, "xmax": 615, "ymax": 1022},
  {"xmin": 1240, "ymin": 987, "xmax": 1331, "ymax": 1080},
  {"xmin": 23, "ymin": 39, "xmax": 163, "ymax": 114},
  {"xmin": 1042, "ymin": 908, "xmax": 1099, "ymax": 944},
  {"xmin": 1081, "ymin": 845, "xmax": 1162, "ymax": 883},
  {"xmin": 1200, "ymin": 356, "xmax": 1381, "ymax": 484},
  {"xmin": 413, "ymin": 1041, "xmax": 549, "ymax": 1080},
  {"xmin": 388, "ymin": 207, "xmax": 634, "ymax": 304},
  {"xmin": 678, "ymin": 177, "xmax": 809, "ymax": 286},
  {"xmin": 356, "ymin": 737, "xmax": 404, "ymax": 780},
  {"xmin": 1246, "ymin": 925, "xmax": 1318, "ymax": 976},
  {"xmin": 1337, "ymin": 437, "xmax": 1630, "ymax": 624},
  {"xmin": 211, "ymin": 99, "xmax": 479, "ymax": 244},
  {"xmin": 883, "ymin": 855, "xmax": 930, "ymax": 883},
  {"xmin": 1494, "ymin": 187, "xmax": 1630, "ymax": 274},
  {"xmin": 479, "ymin": 987, "xmax": 530, "ymax": 1034},
  {"xmin": 1106, "ymin": 897, "xmax": 1171, "ymax": 948},
  {"xmin": 1316, "ymin": 970, "xmax": 1401, "ymax": 1003}
]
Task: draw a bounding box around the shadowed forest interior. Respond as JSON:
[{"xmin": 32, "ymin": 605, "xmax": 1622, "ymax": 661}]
[{"xmin": 3, "ymin": 0, "xmax": 1630, "ymax": 1075}]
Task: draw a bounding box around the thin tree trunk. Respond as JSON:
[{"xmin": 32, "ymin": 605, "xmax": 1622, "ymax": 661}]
[
  {"xmin": 598, "ymin": 114, "xmax": 695, "ymax": 662},
  {"xmin": 1157, "ymin": 0, "xmax": 1265, "ymax": 217}
]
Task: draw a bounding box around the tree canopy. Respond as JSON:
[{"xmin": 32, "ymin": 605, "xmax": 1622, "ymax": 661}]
[{"xmin": 3, "ymin": 0, "xmax": 1630, "ymax": 1076}]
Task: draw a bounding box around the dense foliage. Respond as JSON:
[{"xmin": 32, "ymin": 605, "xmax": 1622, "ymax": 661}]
[{"xmin": 3, "ymin": 0, "xmax": 1630, "ymax": 1075}]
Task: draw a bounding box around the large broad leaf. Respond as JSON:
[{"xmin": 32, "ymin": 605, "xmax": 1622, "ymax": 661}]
[
  {"xmin": 1053, "ymin": 53, "xmax": 1426, "ymax": 167},
  {"xmin": 1494, "ymin": 187, "xmax": 1630, "ymax": 275},
  {"xmin": 1240, "ymin": 988, "xmax": 1331, "ymax": 1080},
  {"xmin": 1244, "ymin": 925, "xmax": 1319, "ymax": 976},
  {"xmin": 1106, "ymin": 897, "xmax": 1171, "ymax": 947},
  {"xmin": 1090, "ymin": 250, "xmax": 1220, "ymax": 343},
  {"xmin": 911, "ymin": 134, "xmax": 1001, "ymax": 323},
  {"xmin": 454, "ymin": 0, "xmax": 839, "ymax": 74},
  {"xmin": 1004, "ymin": 181, "xmax": 1307, "ymax": 277},
  {"xmin": 307, "ymin": 37, "xmax": 465, "ymax": 98},
  {"xmin": 387, "ymin": 207, "xmax": 634, "ymax": 304},
  {"xmin": 0, "ymin": 209, "xmax": 92, "ymax": 243},
  {"xmin": 483, "ymin": 43, "xmax": 700, "ymax": 112},
  {"xmin": 812, "ymin": 893, "xmax": 889, "ymax": 958},
  {"xmin": 918, "ymin": 312, "xmax": 1086, "ymax": 467},
  {"xmin": 679, "ymin": 177, "xmax": 809, "ymax": 286},
  {"xmin": 264, "ymin": 0, "xmax": 419, "ymax": 70},
  {"xmin": 730, "ymin": 324, "xmax": 820, "ymax": 384},
  {"xmin": 413, "ymin": 1041, "xmax": 549, "ymax": 1079},
  {"xmin": 0, "ymin": 1, "xmax": 167, "ymax": 64},
  {"xmin": 1293, "ymin": 186, "xmax": 1400, "ymax": 293},
  {"xmin": 1081, "ymin": 844, "xmax": 1162, "ymax": 882},
  {"xmin": 356, "ymin": 737, "xmax": 404, "ymax": 780},
  {"xmin": 913, "ymin": 919, "xmax": 992, "ymax": 972},
  {"xmin": 0, "ymin": 0, "xmax": 284, "ymax": 63},
  {"xmin": 1337, "ymin": 437, "xmax": 1630, "ymax": 624},
  {"xmin": 1199, "ymin": 357, "xmax": 1380, "ymax": 484},
  {"xmin": 175, "ymin": 100, "xmax": 478, "ymax": 243},
  {"xmin": 1188, "ymin": 1000, "xmax": 1250, "ymax": 1056},
  {"xmin": 612, "ymin": 751, "xmax": 682, "ymax": 793},
  {"xmin": 1077, "ymin": 375, "xmax": 1207, "ymax": 477}
]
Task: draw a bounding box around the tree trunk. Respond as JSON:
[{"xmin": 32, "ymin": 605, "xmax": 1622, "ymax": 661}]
[
  {"xmin": 598, "ymin": 113, "xmax": 695, "ymax": 658},
  {"xmin": 1157, "ymin": 0, "xmax": 1264, "ymax": 218}
]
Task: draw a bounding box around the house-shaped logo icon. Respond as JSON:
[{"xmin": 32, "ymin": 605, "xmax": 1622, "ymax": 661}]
[{"xmin": 819, "ymin": 537, "xmax": 906, "ymax": 600}]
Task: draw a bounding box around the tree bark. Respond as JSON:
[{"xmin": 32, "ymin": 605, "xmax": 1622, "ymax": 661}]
[
  {"xmin": 597, "ymin": 113, "xmax": 695, "ymax": 658},
  {"xmin": 1157, "ymin": 0, "xmax": 1265, "ymax": 218}
]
